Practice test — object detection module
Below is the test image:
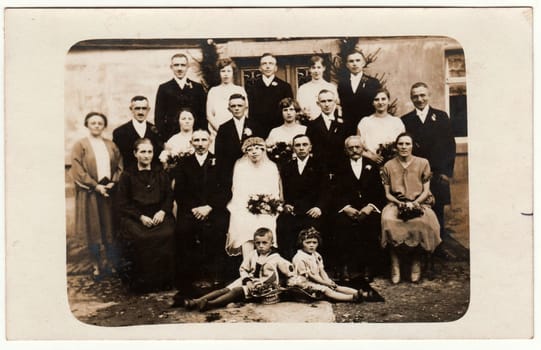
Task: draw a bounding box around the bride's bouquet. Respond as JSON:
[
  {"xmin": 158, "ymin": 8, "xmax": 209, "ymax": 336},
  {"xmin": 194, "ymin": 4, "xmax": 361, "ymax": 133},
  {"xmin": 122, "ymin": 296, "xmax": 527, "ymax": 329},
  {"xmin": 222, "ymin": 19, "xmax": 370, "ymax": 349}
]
[{"xmin": 247, "ymin": 194, "xmax": 284, "ymax": 215}]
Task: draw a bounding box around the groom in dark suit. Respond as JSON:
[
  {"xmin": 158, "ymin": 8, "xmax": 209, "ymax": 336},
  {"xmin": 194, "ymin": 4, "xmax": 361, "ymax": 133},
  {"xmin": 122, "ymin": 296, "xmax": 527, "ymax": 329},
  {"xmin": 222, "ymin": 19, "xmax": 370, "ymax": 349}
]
[
  {"xmin": 277, "ymin": 134, "xmax": 329, "ymax": 260},
  {"xmin": 401, "ymin": 82, "xmax": 456, "ymax": 238},
  {"xmin": 173, "ymin": 130, "xmax": 230, "ymax": 298},
  {"xmin": 306, "ymin": 89, "xmax": 349, "ymax": 176},
  {"xmin": 154, "ymin": 53, "xmax": 207, "ymax": 141},
  {"xmin": 246, "ymin": 53, "xmax": 293, "ymax": 138},
  {"xmin": 337, "ymin": 49, "xmax": 381, "ymax": 134},
  {"xmin": 112, "ymin": 95, "xmax": 163, "ymax": 170},
  {"xmin": 331, "ymin": 135, "xmax": 386, "ymax": 282},
  {"xmin": 214, "ymin": 93, "xmax": 259, "ymax": 188}
]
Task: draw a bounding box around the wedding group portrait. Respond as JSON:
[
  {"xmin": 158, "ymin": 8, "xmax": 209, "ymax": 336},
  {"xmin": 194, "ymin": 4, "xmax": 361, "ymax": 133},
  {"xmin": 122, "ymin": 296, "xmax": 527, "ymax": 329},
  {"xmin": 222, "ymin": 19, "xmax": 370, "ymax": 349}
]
[{"xmin": 64, "ymin": 34, "xmax": 470, "ymax": 326}]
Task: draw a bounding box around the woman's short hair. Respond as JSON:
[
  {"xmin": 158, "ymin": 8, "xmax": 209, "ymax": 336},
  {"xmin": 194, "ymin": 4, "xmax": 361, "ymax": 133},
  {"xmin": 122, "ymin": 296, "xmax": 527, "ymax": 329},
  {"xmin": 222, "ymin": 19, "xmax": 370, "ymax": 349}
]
[
  {"xmin": 133, "ymin": 138, "xmax": 153, "ymax": 152},
  {"xmin": 178, "ymin": 108, "xmax": 195, "ymax": 119},
  {"xmin": 394, "ymin": 131, "xmax": 415, "ymax": 145},
  {"xmin": 309, "ymin": 55, "xmax": 325, "ymax": 67},
  {"xmin": 216, "ymin": 57, "xmax": 236, "ymax": 70},
  {"xmin": 241, "ymin": 137, "xmax": 266, "ymax": 153},
  {"xmin": 84, "ymin": 112, "xmax": 108, "ymax": 128},
  {"xmin": 374, "ymin": 87, "xmax": 391, "ymax": 100},
  {"xmin": 278, "ymin": 97, "xmax": 301, "ymax": 112},
  {"xmin": 297, "ymin": 227, "xmax": 322, "ymax": 248}
]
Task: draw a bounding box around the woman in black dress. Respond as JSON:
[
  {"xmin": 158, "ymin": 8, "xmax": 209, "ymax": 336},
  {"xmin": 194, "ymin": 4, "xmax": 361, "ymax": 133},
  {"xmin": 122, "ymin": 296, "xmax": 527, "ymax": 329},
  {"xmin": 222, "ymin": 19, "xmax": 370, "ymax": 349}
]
[{"xmin": 117, "ymin": 138, "xmax": 176, "ymax": 292}]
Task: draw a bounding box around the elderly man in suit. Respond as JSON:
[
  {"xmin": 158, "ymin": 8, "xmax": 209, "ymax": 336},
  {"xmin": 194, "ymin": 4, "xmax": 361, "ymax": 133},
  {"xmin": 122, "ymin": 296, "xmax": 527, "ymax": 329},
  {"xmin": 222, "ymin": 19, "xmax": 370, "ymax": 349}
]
[
  {"xmin": 337, "ymin": 49, "xmax": 382, "ymax": 134},
  {"xmin": 306, "ymin": 89, "xmax": 349, "ymax": 176},
  {"xmin": 331, "ymin": 135, "xmax": 386, "ymax": 282},
  {"xmin": 112, "ymin": 95, "xmax": 163, "ymax": 170},
  {"xmin": 173, "ymin": 129, "xmax": 230, "ymax": 300},
  {"xmin": 277, "ymin": 134, "xmax": 329, "ymax": 260},
  {"xmin": 401, "ymin": 82, "xmax": 456, "ymax": 239},
  {"xmin": 246, "ymin": 53, "xmax": 293, "ymax": 138},
  {"xmin": 214, "ymin": 93, "xmax": 259, "ymax": 188},
  {"xmin": 154, "ymin": 53, "xmax": 207, "ymax": 141}
]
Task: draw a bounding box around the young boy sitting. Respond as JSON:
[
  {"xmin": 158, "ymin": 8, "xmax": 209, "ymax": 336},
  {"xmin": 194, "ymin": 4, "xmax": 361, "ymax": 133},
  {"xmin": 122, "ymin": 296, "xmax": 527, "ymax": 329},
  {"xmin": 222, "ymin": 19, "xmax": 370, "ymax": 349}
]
[{"xmin": 183, "ymin": 227, "xmax": 295, "ymax": 312}]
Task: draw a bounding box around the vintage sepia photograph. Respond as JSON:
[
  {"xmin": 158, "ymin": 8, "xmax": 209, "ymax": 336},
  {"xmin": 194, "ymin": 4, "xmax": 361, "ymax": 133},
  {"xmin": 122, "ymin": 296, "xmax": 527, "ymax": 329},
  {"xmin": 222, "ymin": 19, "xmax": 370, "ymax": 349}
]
[
  {"xmin": 5, "ymin": 6, "xmax": 534, "ymax": 341},
  {"xmin": 64, "ymin": 35, "xmax": 470, "ymax": 325}
]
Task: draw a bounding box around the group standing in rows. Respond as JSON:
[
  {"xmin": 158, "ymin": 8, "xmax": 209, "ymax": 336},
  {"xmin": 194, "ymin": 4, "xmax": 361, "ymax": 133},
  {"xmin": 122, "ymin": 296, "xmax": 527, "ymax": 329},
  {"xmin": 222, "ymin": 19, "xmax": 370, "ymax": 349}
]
[{"xmin": 70, "ymin": 49, "xmax": 456, "ymax": 307}]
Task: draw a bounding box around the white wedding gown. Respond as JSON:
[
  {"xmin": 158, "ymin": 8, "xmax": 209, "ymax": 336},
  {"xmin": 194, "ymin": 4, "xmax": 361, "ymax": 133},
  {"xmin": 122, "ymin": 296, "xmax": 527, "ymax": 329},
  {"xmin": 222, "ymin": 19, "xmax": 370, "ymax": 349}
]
[{"xmin": 225, "ymin": 156, "xmax": 281, "ymax": 256}]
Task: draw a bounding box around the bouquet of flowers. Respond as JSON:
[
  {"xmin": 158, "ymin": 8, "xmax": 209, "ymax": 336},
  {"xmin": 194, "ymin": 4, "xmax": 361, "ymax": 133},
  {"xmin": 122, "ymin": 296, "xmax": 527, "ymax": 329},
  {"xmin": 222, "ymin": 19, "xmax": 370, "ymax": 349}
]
[
  {"xmin": 247, "ymin": 194, "xmax": 284, "ymax": 215},
  {"xmin": 267, "ymin": 142, "xmax": 293, "ymax": 163},
  {"xmin": 376, "ymin": 142, "xmax": 398, "ymax": 165},
  {"xmin": 159, "ymin": 148, "xmax": 194, "ymax": 170},
  {"xmin": 395, "ymin": 193, "xmax": 424, "ymax": 221}
]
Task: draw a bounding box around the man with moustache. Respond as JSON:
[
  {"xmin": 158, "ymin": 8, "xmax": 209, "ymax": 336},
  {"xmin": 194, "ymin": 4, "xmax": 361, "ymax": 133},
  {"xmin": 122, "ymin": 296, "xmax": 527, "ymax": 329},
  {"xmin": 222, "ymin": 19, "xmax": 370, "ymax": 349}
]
[
  {"xmin": 277, "ymin": 134, "xmax": 329, "ymax": 260},
  {"xmin": 401, "ymin": 82, "xmax": 456, "ymax": 239},
  {"xmin": 246, "ymin": 53, "xmax": 293, "ymax": 138},
  {"xmin": 337, "ymin": 49, "xmax": 382, "ymax": 134},
  {"xmin": 113, "ymin": 95, "xmax": 163, "ymax": 170},
  {"xmin": 172, "ymin": 130, "xmax": 230, "ymax": 301},
  {"xmin": 332, "ymin": 136, "xmax": 386, "ymax": 282},
  {"xmin": 155, "ymin": 53, "xmax": 207, "ymax": 141}
]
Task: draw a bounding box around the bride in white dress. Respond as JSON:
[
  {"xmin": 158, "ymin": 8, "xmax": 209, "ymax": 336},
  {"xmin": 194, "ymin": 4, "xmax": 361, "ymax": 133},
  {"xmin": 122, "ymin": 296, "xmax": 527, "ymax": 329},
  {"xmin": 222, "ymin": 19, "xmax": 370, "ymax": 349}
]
[{"xmin": 225, "ymin": 137, "xmax": 282, "ymax": 258}]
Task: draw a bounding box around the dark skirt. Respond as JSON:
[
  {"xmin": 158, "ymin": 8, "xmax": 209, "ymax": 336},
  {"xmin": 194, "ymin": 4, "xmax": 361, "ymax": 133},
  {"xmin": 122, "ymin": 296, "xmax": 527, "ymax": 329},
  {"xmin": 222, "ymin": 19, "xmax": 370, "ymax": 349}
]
[{"xmin": 118, "ymin": 215, "xmax": 175, "ymax": 292}]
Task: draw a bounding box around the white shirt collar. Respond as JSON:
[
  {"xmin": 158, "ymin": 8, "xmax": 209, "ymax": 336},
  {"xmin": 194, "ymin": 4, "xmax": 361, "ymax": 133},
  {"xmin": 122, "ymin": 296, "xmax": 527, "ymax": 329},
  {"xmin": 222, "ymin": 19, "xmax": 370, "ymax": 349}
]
[
  {"xmin": 350, "ymin": 157, "xmax": 363, "ymax": 179},
  {"xmin": 297, "ymin": 156, "xmax": 309, "ymax": 174},
  {"xmin": 174, "ymin": 76, "xmax": 188, "ymax": 89},
  {"xmin": 195, "ymin": 152, "xmax": 208, "ymax": 166},
  {"xmin": 350, "ymin": 72, "xmax": 364, "ymax": 81},
  {"xmin": 233, "ymin": 116, "xmax": 246, "ymax": 138},
  {"xmin": 416, "ymin": 105, "xmax": 430, "ymax": 123},
  {"xmin": 262, "ymin": 75, "xmax": 275, "ymax": 87},
  {"xmin": 132, "ymin": 119, "xmax": 147, "ymax": 138}
]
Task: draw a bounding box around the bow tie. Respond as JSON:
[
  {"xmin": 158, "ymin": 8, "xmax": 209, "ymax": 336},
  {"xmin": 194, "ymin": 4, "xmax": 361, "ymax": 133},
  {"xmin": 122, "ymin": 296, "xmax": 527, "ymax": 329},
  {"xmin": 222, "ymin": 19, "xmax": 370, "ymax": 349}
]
[{"xmin": 324, "ymin": 114, "xmax": 335, "ymax": 121}]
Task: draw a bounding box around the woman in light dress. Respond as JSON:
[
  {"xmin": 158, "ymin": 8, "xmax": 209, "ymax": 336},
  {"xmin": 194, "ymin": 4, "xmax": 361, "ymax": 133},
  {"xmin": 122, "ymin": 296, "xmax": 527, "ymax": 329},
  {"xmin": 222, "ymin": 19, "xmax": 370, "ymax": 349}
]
[
  {"xmin": 266, "ymin": 97, "xmax": 307, "ymax": 147},
  {"xmin": 357, "ymin": 88, "xmax": 405, "ymax": 165},
  {"xmin": 225, "ymin": 137, "xmax": 282, "ymax": 259},
  {"xmin": 206, "ymin": 57, "xmax": 247, "ymax": 151},
  {"xmin": 159, "ymin": 109, "xmax": 195, "ymax": 167},
  {"xmin": 296, "ymin": 55, "xmax": 338, "ymax": 121},
  {"xmin": 380, "ymin": 132, "xmax": 441, "ymax": 284}
]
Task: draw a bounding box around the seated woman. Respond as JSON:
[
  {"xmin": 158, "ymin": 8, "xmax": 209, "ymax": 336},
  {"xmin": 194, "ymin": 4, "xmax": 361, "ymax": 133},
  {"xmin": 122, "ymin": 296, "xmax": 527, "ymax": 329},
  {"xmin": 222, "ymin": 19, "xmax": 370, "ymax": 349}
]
[
  {"xmin": 380, "ymin": 132, "xmax": 441, "ymax": 284},
  {"xmin": 357, "ymin": 88, "xmax": 405, "ymax": 165},
  {"xmin": 117, "ymin": 138, "xmax": 176, "ymax": 292},
  {"xmin": 158, "ymin": 109, "xmax": 195, "ymax": 169},
  {"xmin": 70, "ymin": 112, "xmax": 122, "ymax": 279}
]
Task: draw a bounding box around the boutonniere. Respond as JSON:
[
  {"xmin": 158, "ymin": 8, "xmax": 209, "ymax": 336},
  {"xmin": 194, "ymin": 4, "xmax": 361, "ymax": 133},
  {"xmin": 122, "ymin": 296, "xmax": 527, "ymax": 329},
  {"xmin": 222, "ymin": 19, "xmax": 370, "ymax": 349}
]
[
  {"xmin": 271, "ymin": 81, "xmax": 278, "ymax": 87},
  {"xmin": 185, "ymin": 81, "xmax": 193, "ymax": 89},
  {"xmin": 209, "ymin": 158, "xmax": 216, "ymax": 167},
  {"xmin": 365, "ymin": 164, "xmax": 372, "ymax": 171},
  {"xmin": 150, "ymin": 125, "xmax": 159, "ymax": 134},
  {"xmin": 336, "ymin": 117, "xmax": 344, "ymax": 124},
  {"xmin": 431, "ymin": 113, "xmax": 437, "ymax": 121},
  {"xmin": 243, "ymin": 128, "xmax": 253, "ymax": 137}
]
